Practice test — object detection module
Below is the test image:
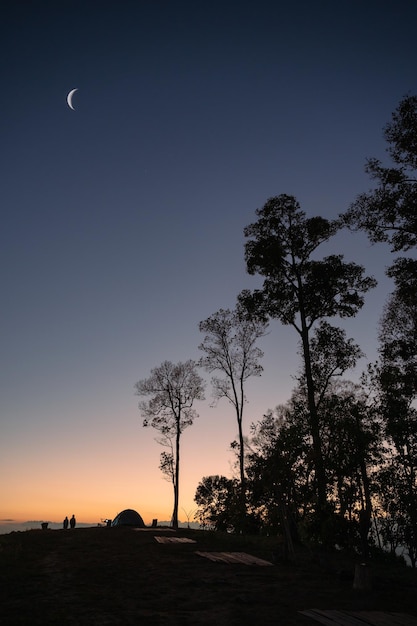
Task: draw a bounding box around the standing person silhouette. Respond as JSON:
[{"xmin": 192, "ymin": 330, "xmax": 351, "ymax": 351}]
[
  {"xmin": 63, "ymin": 516, "xmax": 69, "ymax": 529},
  {"xmin": 70, "ymin": 514, "xmax": 76, "ymax": 529}
]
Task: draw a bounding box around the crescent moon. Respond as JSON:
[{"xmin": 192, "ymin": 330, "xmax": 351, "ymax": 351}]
[{"xmin": 67, "ymin": 88, "xmax": 78, "ymax": 110}]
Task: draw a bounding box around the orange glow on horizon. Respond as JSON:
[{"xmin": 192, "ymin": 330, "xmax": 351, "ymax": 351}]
[{"xmin": 1, "ymin": 402, "xmax": 238, "ymax": 529}]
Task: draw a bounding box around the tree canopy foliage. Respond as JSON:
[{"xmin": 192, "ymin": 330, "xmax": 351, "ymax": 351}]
[
  {"xmin": 344, "ymin": 94, "xmax": 417, "ymax": 252},
  {"xmin": 240, "ymin": 194, "xmax": 376, "ymax": 527},
  {"xmin": 135, "ymin": 360, "xmax": 205, "ymax": 529},
  {"xmin": 199, "ymin": 305, "xmax": 267, "ymax": 528},
  {"xmin": 138, "ymin": 95, "xmax": 417, "ymax": 565},
  {"xmin": 194, "ymin": 475, "xmax": 241, "ymax": 532},
  {"xmin": 374, "ymin": 267, "xmax": 417, "ymax": 565}
]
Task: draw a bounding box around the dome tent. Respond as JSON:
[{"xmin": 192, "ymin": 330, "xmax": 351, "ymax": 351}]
[{"xmin": 111, "ymin": 509, "xmax": 145, "ymax": 528}]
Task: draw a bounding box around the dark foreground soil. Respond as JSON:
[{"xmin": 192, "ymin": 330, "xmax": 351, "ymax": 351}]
[{"xmin": 1, "ymin": 526, "xmax": 416, "ymax": 625}]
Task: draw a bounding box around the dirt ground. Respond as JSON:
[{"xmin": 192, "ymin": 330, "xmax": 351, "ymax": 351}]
[{"xmin": 1, "ymin": 526, "xmax": 416, "ymax": 625}]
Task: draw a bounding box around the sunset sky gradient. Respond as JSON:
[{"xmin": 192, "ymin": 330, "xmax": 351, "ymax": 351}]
[{"xmin": 2, "ymin": 1, "xmax": 417, "ymax": 527}]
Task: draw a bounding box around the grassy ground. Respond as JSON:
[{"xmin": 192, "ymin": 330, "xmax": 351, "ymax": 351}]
[{"xmin": 1, "ymin": 526, "xmax": 416, "ymax": 625}]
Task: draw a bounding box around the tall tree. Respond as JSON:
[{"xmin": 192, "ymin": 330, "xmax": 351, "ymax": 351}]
[
  {"xmin": 135, "ymin": 360, "xmax": 205, "ymax": 529},
  {"xmin": 343, "ymin": 94, "xmax": 417, "ymax": 253},
  {"xmin": 240, "ymin": 194, "xmax": 376, "ymax": 527},
  {"xmin": 376, "ymin": 272, "xmax": 417, "ymax": 566},
  {"xmin": 198, "ymin": 305, "xmax": 268, "ymax": 528}
]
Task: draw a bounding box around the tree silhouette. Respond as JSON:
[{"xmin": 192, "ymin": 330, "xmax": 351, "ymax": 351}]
[
  {"xmin": 376, "ymin": 273, "xmax": 417, "ymax": 566},
  {"xmin": 240, "ymin": 194, "xmax": 376, "ymax": 530},
  {"xmin": 135, "ymin": 360, "xmax": 205, "ymax": 529},
  {"xmin": 199, "ymin": 305, "xmax": 268, "ymax": 530},
  {"xmin": 194, "ymin": 475, "xmax": 240, "ymax": 531},
  {"xmin": 344, "ymin": 94, "xmax": 417, "ymax": 253}
]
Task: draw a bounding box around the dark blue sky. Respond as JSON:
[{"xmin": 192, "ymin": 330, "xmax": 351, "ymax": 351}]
[{"xmin": 2, "ymin": 0, "xmax": 417, "ymax": 523}]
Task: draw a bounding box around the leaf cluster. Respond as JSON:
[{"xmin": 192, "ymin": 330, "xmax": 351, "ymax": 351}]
[
  {"xmin": 242, "ymin": 194, "xmax": 376, "ymax": 331},
  {"xmin": 194, "ymin": 475, "xmax": 241, "ymax": 531},
  {"xmin": 343, "ymin": 94, "xmax": 417, "ymax": 252},
  {"xmin": 135, "ymin": 360, "xmax": 205, "ymax": 436},
  {"xmin": 198, "ymin": 307, "xmax": 268, "ymax": 406}
]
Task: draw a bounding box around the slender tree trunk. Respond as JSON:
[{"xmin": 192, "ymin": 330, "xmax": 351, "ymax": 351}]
[
  {"xmin": 294, "ymin": 272, "xmax": 327, "ymax": 521},
  {"xmin": 276, "ymin": 487, "xmax": 295, "ymax": 562},
  {"xmin": 172, "ymin": 423, "xmax": 180, "ymax": 530},
  {"xmin": 232, "ymin": 376, "xmax": 247, "ymax": 532},
  {"xmin": 356, "ymin": 416, "xmax": 372, "ymax": 559},
  {"xmin": 373, "ymin": 513, "xmax": 382, "ymax": 550},
  {"xmin": 404, "ymin": 454, "xmax": 417, "ymax": 568},
  {"xmin": 298, "ymin": 309, "xmax": 327, "ymax": 522},
  {"xmin": 238, "ymin": 376, "xmax": 246, "ymax": 490},
  {"xmin": 237, "ymin": 415, "xmax": 245, "ymax": 490},
  {"xmin": 237, "ymin": 411, "xmax": 247, "ymax": 531}
]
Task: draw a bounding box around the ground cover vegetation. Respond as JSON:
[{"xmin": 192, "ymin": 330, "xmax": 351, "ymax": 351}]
[{"xmin": 136, "ymin": 96, "xmax": 417, "ymax": 569}]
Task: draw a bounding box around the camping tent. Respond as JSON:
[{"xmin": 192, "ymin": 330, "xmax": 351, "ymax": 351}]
[{"xmin": 111, "ymin": 509, "xmax": 145, "ymax": 528}]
